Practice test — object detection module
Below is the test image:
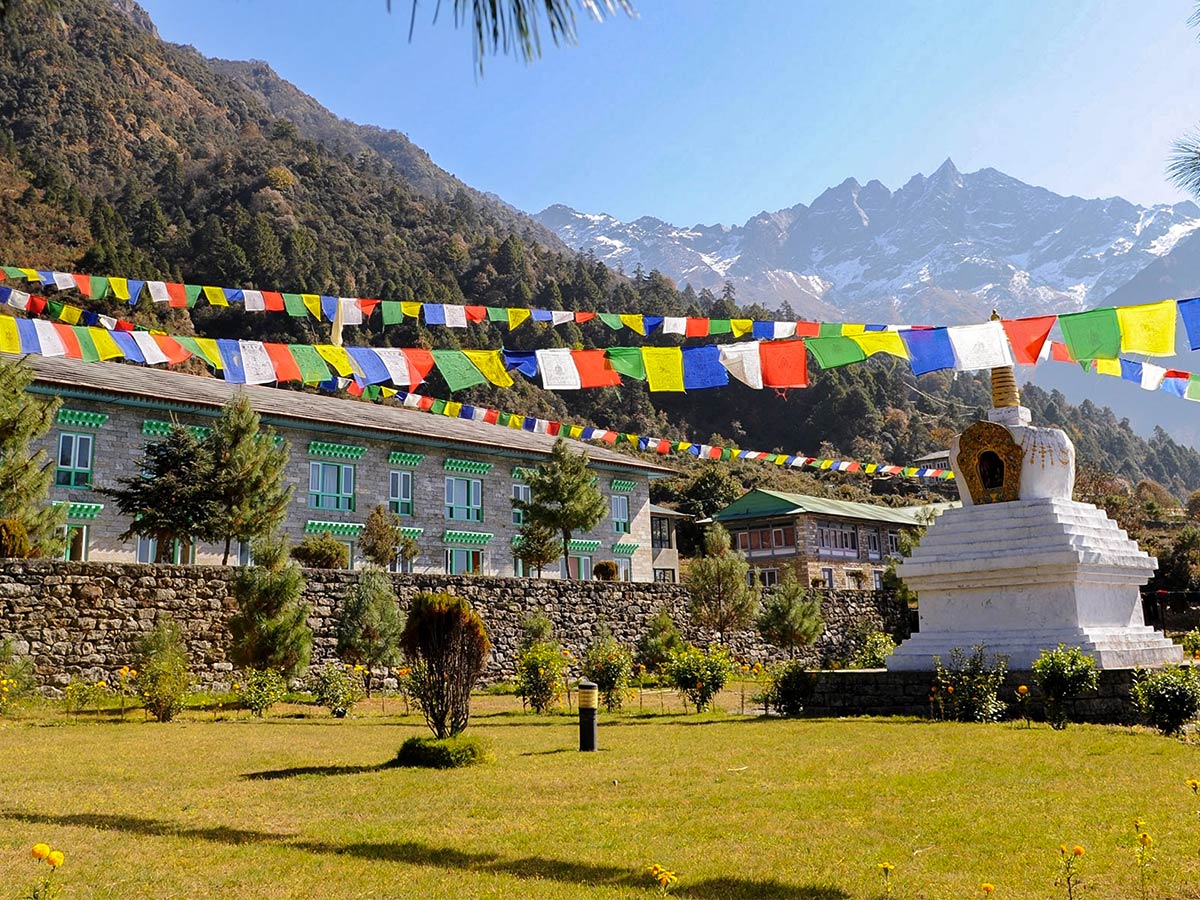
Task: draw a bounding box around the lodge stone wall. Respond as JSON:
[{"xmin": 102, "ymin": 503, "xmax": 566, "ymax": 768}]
[{"xmin": 0, "ymin": 560, "xmax": 908, "ymax": 690}]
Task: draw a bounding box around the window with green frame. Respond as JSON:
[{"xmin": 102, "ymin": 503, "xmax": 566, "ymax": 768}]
[
  {"xmin": 445, "ymin": 477, "xmax": 482, "ymax": 522},
  {"xmin": 611, "ymin": 494, "xmax": 630, "ymax": 533},
  {"xmin": 55, "ymin": 432, "xmax": 93, "ymax": 488},
  {"xmin": 310, "ymin": 461, "xmax": 355, "ymax": 511},
  {"xmin": 389, "ymin": 470, "xmax": 414, "ymax": 517},
  {"xmin": 59, "ymin": 524, "xmax": 88, "ymax": 561},
  {"xmin": 511, "ymin": 482, "xmax": 531, "ymax": 525},
  {"xmin": 445, "ymin": 547, "xmax": 483, "ymax": 574}
]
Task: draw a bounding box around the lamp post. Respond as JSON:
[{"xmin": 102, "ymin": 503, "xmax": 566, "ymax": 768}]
[{"xmin": 578, "ymin": 679, "xmax": 598, "ymax": 751}]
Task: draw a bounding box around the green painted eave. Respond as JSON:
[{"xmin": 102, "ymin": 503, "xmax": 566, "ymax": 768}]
[
  {"xmin": 610, "ymin": 479, "xmax": 637, "ymax": 493},
  {"xmin": 142, "ymin": 419, "xmax": 211, "ymax": 440},
  {"xmin": 56, "ymin": 409, "xmax": 108, "ymax": 429},
  {"xmin": 444, "ymin": 458, "xmax": 493, "ymax": 475},
  {"xmin": 443, "ymin": 530, "xmax": 493, "ymax": 546},
  {"xmin": 610, "ymin": 542, "xmax": 639, "ymax": 556},
  {"xmin": 388, "ymin": 451, "xmax": 425, "ymax": 467},
  {"xmin": 401, "ymin": 527, "xmax": 424, "ymax": 540},
  {"xmin": 567, "ymin": 539, "xmax": 601, "ymax": 553},
  {"xmin": 308, "ymin": 440, "xmax": 367, "ymax": 460},
  {"xmin": 52, "ymin": 501, "xmax": 103, "ymax": 520},
  {"xmin": 304, "ymin": 520, "xmax": 364, "ymax": 537}
]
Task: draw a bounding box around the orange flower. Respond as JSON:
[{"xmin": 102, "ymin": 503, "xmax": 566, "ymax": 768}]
[
  {"xmin": 981, "ymin": 884, "xmax": 995, "ymax": 894},
  {"xmin": 47, "ymin": 850, "xmax": 64, "ymax": 868},
  {"xmin": 1073, "ymin": 845, "xmax": 1085, "ymax": 857},
  {"xmin": 31, "ymin": 843, "xmax": 50, "ymax": 860},
  {"xmin": 1017, "ymin": 685, "xmax": 1029, "ymax": 695}
]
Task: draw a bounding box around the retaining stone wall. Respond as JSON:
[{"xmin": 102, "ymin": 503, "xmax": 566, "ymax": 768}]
[{"xmin": 0, "ymin": 560, "xmax": 907, "ymax": 691}]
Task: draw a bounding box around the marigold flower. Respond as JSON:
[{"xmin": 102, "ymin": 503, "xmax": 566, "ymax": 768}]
[
  {"xmin": 1017, "ymin": 685, "xmax": 1028, "ymax": 695},
  {"xmin": 47, "ymin": 850, "xmax": 64, "ymax": 868},
  {"xmin": 1138, "ymin": 832, "xmax": 1152, "ymax": 848},
  {"xmin": 981, "ymin": 884, "xmax": 995, "ymax": 894},
  {"xmin": 1188, "ymin": 778, "xmax": 1200, "ymax": 794},
  {"xmin": 878, "ymin": 861, "xmax": 895, "ymax": 873},
  {"xmin": 946, "ymin": 686, "xmax": 954, "ymax": 693},
  {"xmin": 129, "ymin": 669, "xmax": 137, "ymax": 677},
  {"xmin": 31, "ymin": 843, "xmax": 50, "ymax": 860},
  {"xmin": 1073, "ymin": 845, "xmax": 1085, "ymax": 857}
]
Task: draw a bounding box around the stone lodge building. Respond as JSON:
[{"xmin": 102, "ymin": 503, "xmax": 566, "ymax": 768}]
[
  {"xmin": 713, "ymin": 488, "xmax": 952, "ymax": 590},
  {"xmin": 16, "ymin": 353, "xmax": 681, "ymax": 582}
]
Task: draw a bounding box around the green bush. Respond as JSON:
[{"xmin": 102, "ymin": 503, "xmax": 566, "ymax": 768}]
[
  {"xmin": 769, "ymin": 660, "xmax": 816, "ymax": 716},
  {"xmin": 394, "ymin": 734, "xmax": 491, "ymax": 769},
  {"xmin": 311, "ymin": 662, "xmax": 366, "ymax": 718},
  {"xmin": 235, "ymin": 668, "xmax": 287, "ymax": 717},
  {"xmin": 134, "ymin": 618, "xmax": 192, "ymax": 722},
  {"xmin": 582, "ymin": 626, "xmax": 633, "ymax": 711},
  {"xmin": 666, "ymin": 645, "xmax": 732, "ymax": 712},
  {"xmin": 0, "ymin": 638, "xmax": 35, "ymax": 714},
  {"xmin": 0, "ymin": 518, "xmax": 30, "ymax": 558},
  {"xmin": 1182, "ymin": 628, "xmax": 1200, "ymax": 658},
  {"xmin": 62, "ymin": 677, "xmax": 109, "ymax": 714},
  {"xmin": 933, "ymin": 645, "xmax": 1008, "ymax": 723},
  {"xmin": 635, "ymin": 608, "xmax": 685, "ymax": 673},
  {"xmin": 852, "ymin": 631, "xmax": 896, "ymax": 669},
  {"xmin": 1132, "ymin": 665, "xmax": 1200, "ymax": 735},
  {"xmin": 1031, "ymin": 645, "xmax": 1099, "ymax": 730},
  {"xmin": 592, "ymin": 560, "xmax": 619, "ymax": 581},
  {"xmin": 516, "ymin": 641, "xmax": 565, "ymax": 713},
  {"xmin": 519, "ymin": 610, "xmax": 555, "ymax": 651},
  {"xmin": 290, "ymin": 531, "xmax": 349, "ymax": 569}
]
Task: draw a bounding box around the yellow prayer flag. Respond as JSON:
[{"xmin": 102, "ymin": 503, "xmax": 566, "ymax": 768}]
[
  {"xmin": 840, "ymin": 324, "xmax": 866, "ymax": 336},
  {"xmin": 109, "ymin": 277, "xmax": 130, "ymax": 301},
  {"xmin": 88, "ymin": 327, "xmax": 123, "ymax": 360},
  {"xmin": 820, "ymin": 459, "xmax": 834, "ymax": 470},
  {"xmin": 507, "ymin": 308, "xmax": 531, "ymax": 330},
  {"xmin": 865, "ymin": 463, "xmax": 879, "ymax": 473},
  {"xmin": 18, "ymin": 268, "xmax": 38, "ymax": 281},
  {"xmin": 300, "ymin": 293, "xmax": 322, "ymax": 319},
  {"xmin": 194, "ymin": 338, "xmax": 224, "ymax": 370},
  {"xmin": 462, "ymin": 349, "xmax": 515, "ymax": 388},
  {"xmin": 444, "ymin": 401, "xmax": 462, "ymax": 418},
  {"xmin": 401, "ymin": 302, "xmax": 422, "ymax": 319},
  {"xmin": 0, "ymin": 316, "xmax": 19, "ymax": 354},
  {"xmin": 315, "ymin": 345, "xmax": 355, "ymax": 377},
  {"xmin": 619, "ymin": 314, "xmax": 646, "ymax": 335},
  {"xmin": 642, "ymin": 347, "xmax": 685, "ymax": 392},
  {"xmin": 381, "ymin": 387, "xmax": 397, "ymax": 398},
  {"xmin": 1094, "ymin": 358, "xmax": 1122, "ymax": 377},
  {"xmin": 509, "ymin": 416, "xmax": 525, "ymax": 430},
  {"xmin": 1116, "ymin": 299, "xmax": 1176, "ymax": 356},
  {"xmin": 730, "ymin": 318, "xmax": 753, "ymax": 338},
  {"xmin": 567, "ymin": 425, "xmax": 583, "ymax": 439},
  {"xmin": 850, "ymin": 331, "xmax": 910, "ymax": 359},
  {"xmin": 58, "ymin": 305, "xmax": 82, "ymax": 325},
  {"xmin": 202, "ymin": 285, "xmax": 228, "ymax": 307}
]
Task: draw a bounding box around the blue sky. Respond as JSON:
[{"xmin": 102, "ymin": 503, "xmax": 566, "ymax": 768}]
[{"xmin": 141, "ymin": 1, "xmax": 1200, "ymax": 225}]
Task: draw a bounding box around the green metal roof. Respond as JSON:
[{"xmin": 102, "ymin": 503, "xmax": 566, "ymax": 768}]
[{"xmin": 713, "ymin": 489, "xmax": 951, "ymax": 526}]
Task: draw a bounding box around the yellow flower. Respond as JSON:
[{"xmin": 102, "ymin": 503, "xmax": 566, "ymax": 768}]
[
  {"xmin": 878, "ymin": 862, "xmax": 895, "ymax": 873},
  {"xmin": 1138, "ymin": 832, "xmax": 1152, "ymax": 848},
  {"xmin": 47, "ymin": 850, "xmax": 64, "ymax": 868},
  {"xmin": 1133, "ymin": 817, "xmax": 1146, "ymax": 831},
  {"xmin": 981, "ymin": 884, "xmax": 995, "ymax": 894},
  {"xmin": 1017, "ymin": 684, "xmax": 1028, "ymax": 695},
  {"xmin": 129, "ymin": 669, "xmax": 137, "ymax": 677},
  {"xmin": 1188, "ymin": 778, "xmax": 1200, "ymax": 794},
  {"xmin": 1073, "ymin": 845, "xmax": 1085, "ymax": 857},
  {"xmin": 31, "ymin": 843, "xmax": 50, "ymax": 860}
]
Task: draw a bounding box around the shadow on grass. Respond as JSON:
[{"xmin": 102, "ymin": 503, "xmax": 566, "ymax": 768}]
[
  {"xmin": 3, "ymin": 808, "xmax": 844, "ymax": 897},
  {"xmin": 240, "ymin": 763, "xmax": 393, "ymax": 781}
]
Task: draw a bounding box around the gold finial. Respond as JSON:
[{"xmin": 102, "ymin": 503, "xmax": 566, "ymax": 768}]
[{"xmin": 989, "ymin": 309, "xmax": 1020, "ymax": 408}]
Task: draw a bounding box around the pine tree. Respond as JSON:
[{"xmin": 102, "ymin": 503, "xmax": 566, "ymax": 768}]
[
  {"xmin": 337, "ymin": 568, "xmax": 404, "ymax": 694},
  {"xmin": 0, "ymin": 356, "xmax": 64, "ymax": 555},
  {"xmin": 514, "ymin": 438, "xmax": 606, "ymax": 578},
  {"xmin": 359, "ymin": 504, "xmax": 417, "ymax": 570},
  {"xmin": 685, "ymin": 524, "xmax": 761, "ymax": 645},
  {"xmin": 228, "ymin": 536, "xmax": 312, "ymax": 679},
  {"xmin": 514, "ymin": 520, "xmax": 561, "ymax": 577},
  {"xmin": 756, "ymin": 568, "xmax": 824, "ymax": 657},
  {"xmin": 100, "ymin": 425, "xmax": 219, "ymax": 563},
  {"xmin": 205, "ymin": 394, "xmax": 291, "ymax": 565}
]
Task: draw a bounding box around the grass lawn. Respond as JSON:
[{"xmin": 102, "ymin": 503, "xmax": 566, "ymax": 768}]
[{"xmin": 2, "ymin": 691, "xmax": 1200, "ymax": 899}]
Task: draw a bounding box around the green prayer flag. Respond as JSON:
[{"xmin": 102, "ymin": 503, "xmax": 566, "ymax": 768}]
[
  {"xmin": 364, "ymin": 385, "xmax": 381, "ymax": 401},
  {"xmin": 172, "ymin": 336, "xmax": 207, "ymax": 366},
  {"xmin": 381, "ymin": 301, "xmax": 403, "ymax": 326},
  {"xmin": 708, "ymin": 319, "xmax": 732, "ymax": 335},
  {"xmin": 2, "ymin": 266, "xmax": 25, "ymax": 279},
  {"xmin": 605, "ymin": 347, "xmax": 647, "ymax": 380},
  {"xmin": 89, "ymin": 276, "xmax": 110, "ymax": 299},
  {"xmin": 432, "ymin": 349, "xmax": 487, "ymax": 392},
  {"xmin": 71, "ymin": 326, "xmax": 100, "ymax": 362},
  {"xmin": 282, "ymin": 293, "xmax": 307, "ymax": 317},
  {"xmin": 818, "ymin": 322, "xmax": 842, "ymax": 338},
  {"xmin": 1187, "ymin": 375, "xmax": 1200, "ymax": 402},
  {"xmin": 597, "ymin": 313, "xmax": 623, "ymax": 331},
  {"xmin": 184, "ymin": 284, "xmax": 204, "ymax": 308},
  {"xmin": 486, "ymin": 307, "xmax": 509, "ymax": 322},
  {"xmin": 287, "ymin": 345, "xmax": 333, "ymax": 383},
  {"xmin": 46, "ymin": 300, "xmax": 64, "ymax": 319},
  {"xmin": 805, "ymin": 336, "xmax": 868, "ymax": 369},
  {"xmin": 1058, "ymin": 307, "xmax": 1121, "ymax": 360},
  {"xmin": 498, "ymin": 412, "xmax": 512, "ymax": 426},
  {"xmin": 430, "ymin": 399, "xmax": 447, "ymax": 415}
]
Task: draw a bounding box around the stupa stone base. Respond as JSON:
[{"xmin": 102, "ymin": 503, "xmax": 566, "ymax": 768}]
[{"xmin": 887, "ymin": 626, "xmax": 1181, "ymax": 670}]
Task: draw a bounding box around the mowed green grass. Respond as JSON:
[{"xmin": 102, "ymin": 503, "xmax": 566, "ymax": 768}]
[{"xmin": 2, "ymin": 693, "xmax": 1200, "ymax": 900}]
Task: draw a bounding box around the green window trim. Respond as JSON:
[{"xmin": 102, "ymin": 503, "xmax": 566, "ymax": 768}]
[
  {"xmin": 401, "ymin": 527, "xmax": 424, "ymax": 540},
  {"xmin": 308, "ymin": 440, "xmax": 367, "ymax": 460},
  {"xmin": 388, "ymin": 451, "xmax": 425, "ymax": 467},
  {"xmin": 567, "ymin": 539, "xmax": 601, "ymax": 553},
  {"xmin": 444, "ymin": 458, "xmax": 493, "ymax": 475},
  {"xmin": 52, "ymin": 501, "xmax": 104, "ymax": 521},
  {"xmin": 54, "ymin": 431, "xmax": 93, "ymax": 489},
  {"xmin": 142, "ymin": 419, "xmax": 211, "ymax": 440},
  {"xmin": 310, "ymin": 461, "xmax": 355, "ymax": 512},
  {"xmin": 304, "ymin": 520, "xmax": 365, "ymax": 537},
  {"xmin": 611, "ymin": 542, "xmax": 640, "ymax": 556},
  {"xmin": 610, "ymin": 479, "xmax": 637, "ymax": 493},
  {"xmin": 56, "ymin": 409, "xmax": 108, "ymax": 429},
  {"xmin": 443, "ymin": 530, "xmax": 494, "ymax": 546}
]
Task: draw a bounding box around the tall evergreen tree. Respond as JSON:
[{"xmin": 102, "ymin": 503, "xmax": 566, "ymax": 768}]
[
  {"xmin": 756, "ymin": 568, "xmax": 824, "ymax": 658},
  {"xmin": 205, "ymin": 394, "xmax": 291, "ymax": 565},
  {"xmin": 228, "ymin": 536, "xmax": 312, "ymax": 679},
  {"xmin": 0, "ymin": 356, "xmax": 64, "ymax": 555},
  {"xmin": 685, "ymin": 524, "xmax": 761, "ymax": 645},
  {"xmin": 514, "ymin": 520, "xmax": 562, "ymax": 577},
  {"xmin": 514, "ymin": 438, "xmax": 606, "ymax": 578},
  {"xmin": 337, "ymin": 568, "xmax": 404, "ymax": 695},
  {"xmin": 101, "ymin": 425, "xmax": 219, "ymax": 563}
]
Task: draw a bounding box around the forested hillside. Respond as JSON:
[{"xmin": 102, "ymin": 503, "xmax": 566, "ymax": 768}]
[{"xmin": 2, "ymin": 0, "xmax": 1199, "ymax": 498}]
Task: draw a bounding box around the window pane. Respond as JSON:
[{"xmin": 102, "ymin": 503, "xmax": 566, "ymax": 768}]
[
  {"xmin": 77, "ymin": 434, "xmax": 92, "ymax": 465},
  {"xmin": 310, "ymin": 462, "xmax": 321, "ymax": 493},
  {"xmin": 342, "ymin": 465, "xmax": 354, "ymax": 495},
  {"xmin": 58, "ymin": 434, "xmax": 74, "ymax": 467}
]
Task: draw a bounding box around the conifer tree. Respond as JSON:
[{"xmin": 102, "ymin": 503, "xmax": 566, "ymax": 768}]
[
  {"xmin": 0, "ymin": 356, "xmax": 64, "ymax": 555},
  {"xmin": 228, "ymin": 536, "xmax": 312, "ymax": 679},
  {"xmin": 514, "ymin": 520, "xmax": 561, "ymax": 577},
  {"xmin": 685, "ymin": 524, "xmax": 761, "ymax": 645},
  {"xmin": 101, "ymin": 425, "xmax": 219, "ymax": 563},
  {"xmin": 337, "ymin": 568, "xmax": 404, "ymax": 694},
  {"xmin": 359, "ymin": 504, "xmax": 417, "ymax": 570},
  {"xmin": 756, "ymin": 568, "xmax": 824, "ymax": 657},
  {"xmin": 205, "ymin": 394, "xmax": 291, "ymax": 565},
  {"xmin": 514, "ymin": 438, "xmax": 606, "ymax": 578}
]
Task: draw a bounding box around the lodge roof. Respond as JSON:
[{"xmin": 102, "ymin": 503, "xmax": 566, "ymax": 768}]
[
  {"xmin": 713, "ymin": 488, "xmax": 955, "ymax": 526},
  {"xmin": 649, "ymin": 503, "xmax": 691, "ymax": 519},
  {"xmin": 10, "ymin": 353, "xmax": 675, "ymax": 475}
]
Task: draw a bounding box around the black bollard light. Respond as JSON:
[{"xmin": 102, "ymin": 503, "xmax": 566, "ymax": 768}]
[{"xmin": 578, "ymin": 679, "xmax": 598, "ymax": 751}]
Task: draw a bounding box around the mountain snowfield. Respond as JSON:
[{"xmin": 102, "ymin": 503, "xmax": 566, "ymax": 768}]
[{"xmin": 536, "ymin": 159, "xmax": 1200, "ymax": 323}]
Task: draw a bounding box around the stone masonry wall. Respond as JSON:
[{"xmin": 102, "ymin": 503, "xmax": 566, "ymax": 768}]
[{"xmin": 0, "ymin": 560, "xmax": 908, "ymax": 690}]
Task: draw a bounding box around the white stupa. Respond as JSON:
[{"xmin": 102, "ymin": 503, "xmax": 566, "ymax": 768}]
[{"xmin": 888, "ymin": 326, "xmax": 1181, "ymax": 670}]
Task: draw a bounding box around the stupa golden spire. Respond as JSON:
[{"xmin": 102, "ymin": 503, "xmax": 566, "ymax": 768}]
[{"xmin": 989, "ymin": 309, "xmax": 1020, "ymax": 408}]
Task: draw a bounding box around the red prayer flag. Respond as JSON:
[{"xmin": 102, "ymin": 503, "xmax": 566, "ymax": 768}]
[
  {"xmin": 1049, "ymin": 341, "xmax": 1073, "ymax": 362},
  {"xmin": 417, "ymin": 396, "xmax": 435, "ymax": 411},
  {"xmin": 151, "ymin": 334, "xmax": 192, "ymax": 365},
  {"xmin": 114, "ymin": 319, "xmax": 134, "ymax": 332},
  {"xmin": 358, "ymin": 299, "xmax": 380, "ymax": 318},
  {"xmin": 599, "ymin": 430, "xmax": 618, "ymax": 445},
  {"xmin": 52, "ymin": 323, "xmax": 82, "ymax": 358},
  {"xmin": 794, "ymin": 321, "xmax": 821, "ymax": 338},
  {"xmin": 402, "ymin": 348, "xmax": 436, "ymax": 390},
  {"xmin": 264, "ymin": 343, "xmax": 302, "ymax": 382},
  {"xmin": 464, "ymin": 306, "xmax": 487, "ymax": 322},
  {"xmin": 1002, "ymin": 316, "xmax": 1055, "ymax": 365},
  {"xmin": 547, "ymin": 421, "xmax": 562, "ymax": 436},
  {"xmin": 570, "ymin": 350, "xmax": 622, "ymax": 388},
  {"xmin": 656, "ymin": 439, "xmax": 671, "ymax": 454},
  {"xmin": 165, "ymin": 283, "xmax": 189, "ymax": 308},
  {"xmin": 760, "ymin": 340, "xmax": 809, "ymax": 388},
  {"xmin": 483, "ymin": 408, "xmax": 500, "ymax": 424},
  {"xmin": 261, "ymin": 291, "xmax": 285, "ymax": 312},
  {"xmin": 574, "ymin": 311, "xmax": 597, "ymax": 324},
  {"xmin": 26, "ymin": 295, "xmax": 46, "ymax": 315},
  {"xmin": 685, "ymin": 317, "xmax": 710, "ymax": 337},
  {"xmin": 72, "ymin": 274, "xmax": 91, "ymax": 296}
]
